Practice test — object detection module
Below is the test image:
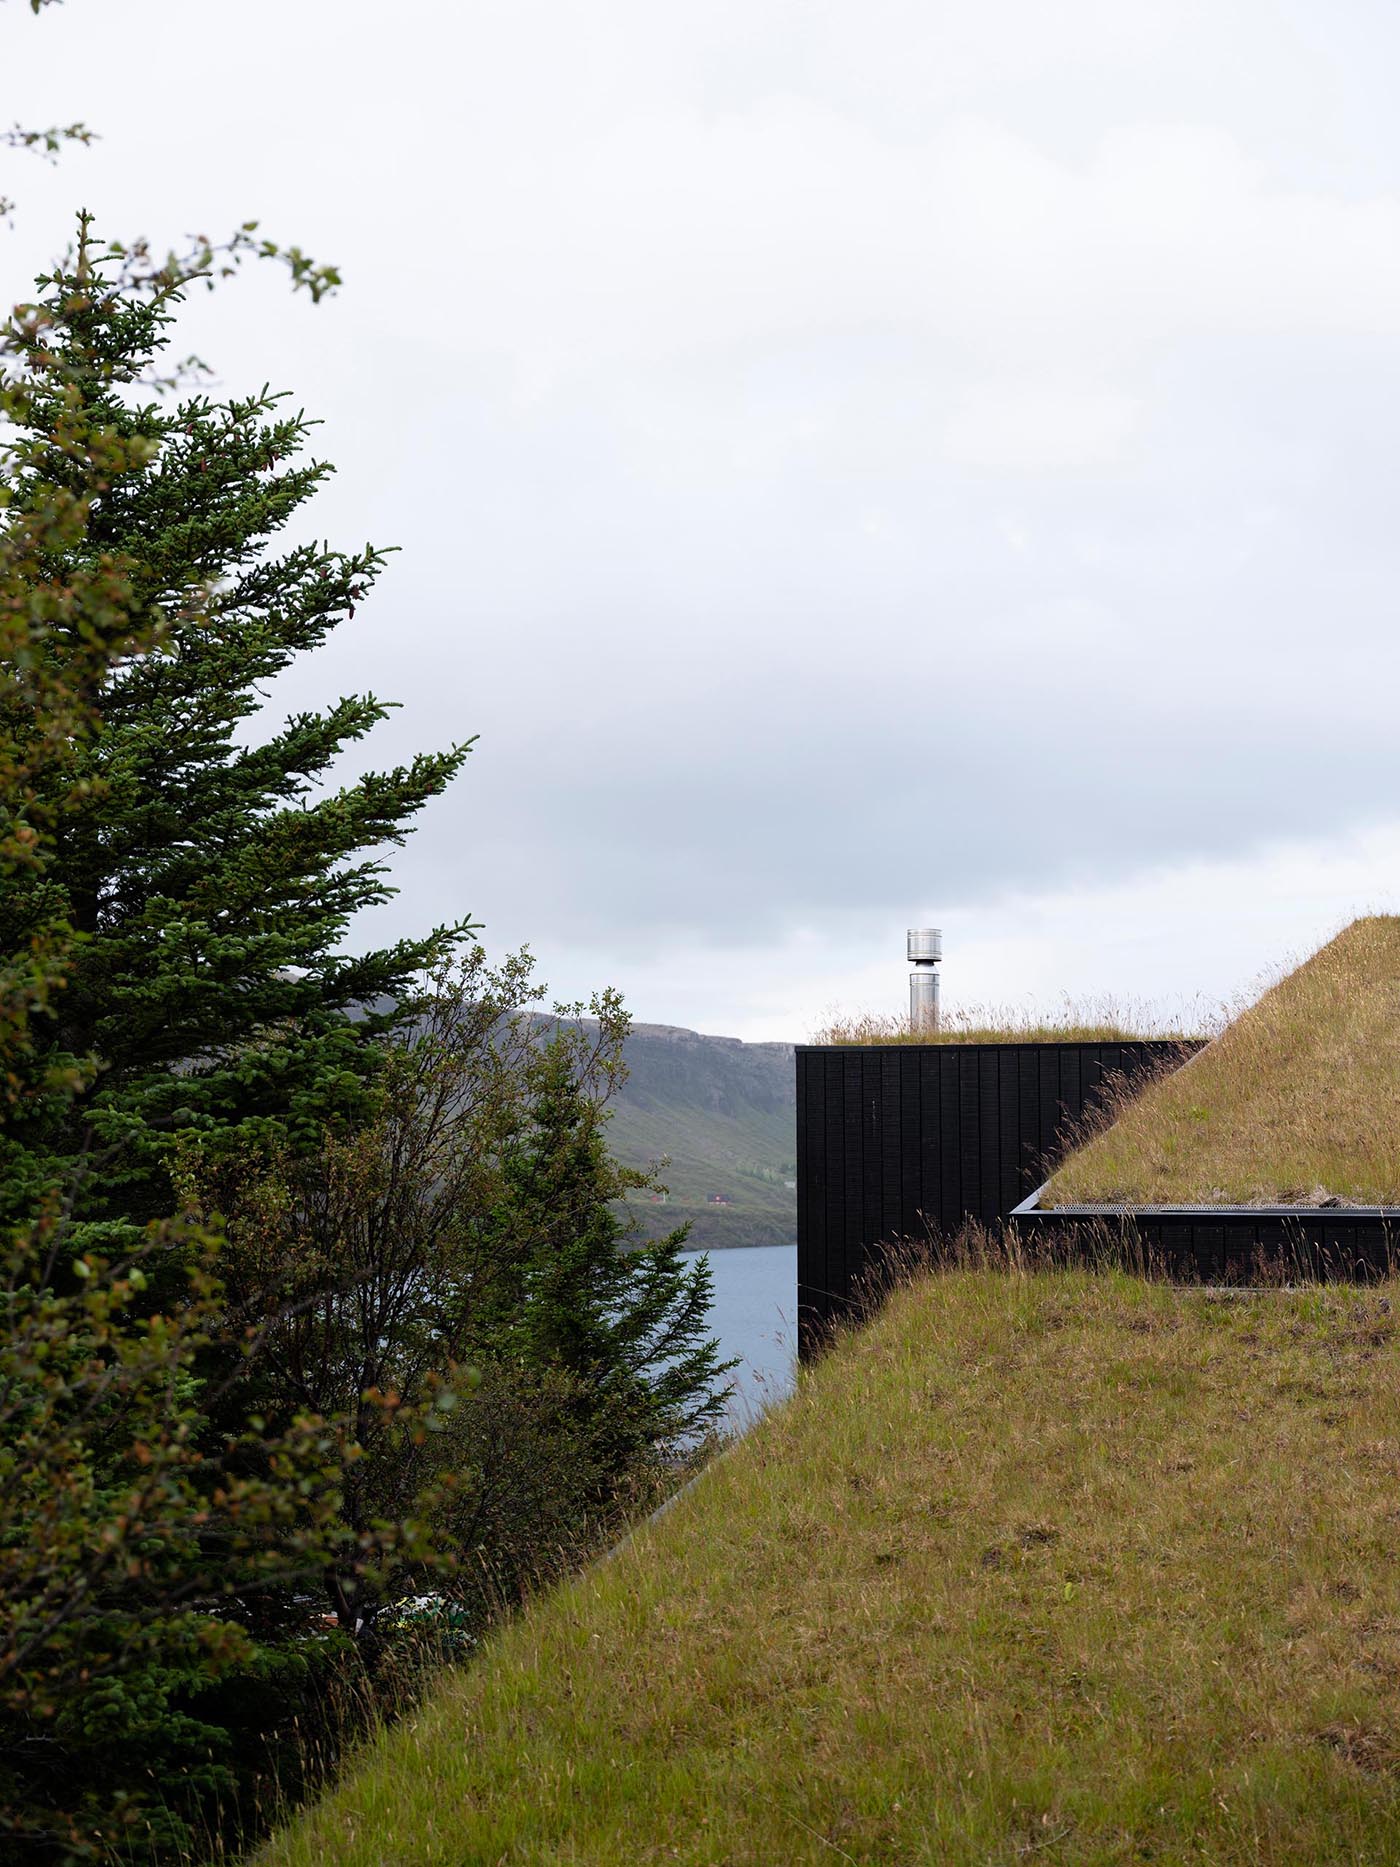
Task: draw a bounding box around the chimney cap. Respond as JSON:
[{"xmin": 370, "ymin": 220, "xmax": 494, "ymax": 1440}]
[{"xmin": 907, "ymin": 927, "xmax": 942, "ymax": 963}]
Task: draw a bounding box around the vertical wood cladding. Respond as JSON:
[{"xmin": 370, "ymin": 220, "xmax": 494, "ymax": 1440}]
[
  {"xmin": 1015, "ymin": 1205, "xmax": 1398, "ymax": 1285},
  {"xmin": 795, "ymin": 1041, "xmax": 1190, "ymax": 1352}
]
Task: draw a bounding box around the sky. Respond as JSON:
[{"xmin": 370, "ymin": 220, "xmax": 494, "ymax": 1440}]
[{"xmin": 7, "ymin": 0, "xmax": 1400, "ymax": 1039}]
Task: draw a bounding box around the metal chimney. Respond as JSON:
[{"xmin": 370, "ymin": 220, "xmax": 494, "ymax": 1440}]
[{"xmin": 907, "ymin": 927, "xmax": 942, "ymax": 1034}]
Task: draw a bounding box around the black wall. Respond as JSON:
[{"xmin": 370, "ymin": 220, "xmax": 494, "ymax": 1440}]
[
  {"xmin": 1014, "ymin": 1202, "xmax": 1399, "ymax": 1283},
  {"xmin": 795, "ymin": 1040, "xmax": 1192, "ymax": 1353}
]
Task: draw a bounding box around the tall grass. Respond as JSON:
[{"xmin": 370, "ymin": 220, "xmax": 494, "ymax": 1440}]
[
  {"xmin": 1050, "ymin": 915, "xmax": 1400, "ymax": 1206},
  {"xmin": 128, "ymin": 1464, "xmax": 692, "ymax": 1862},
  {"xmin": 257, "ymin": 1254, "xmax": 1400, "ymax": 1867},
  {"xmin": 813, "ymin": 994, "xmax": 1204, "ymax": 1046}
]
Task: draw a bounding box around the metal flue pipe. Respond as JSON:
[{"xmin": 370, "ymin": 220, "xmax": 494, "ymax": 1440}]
[{"xmin": 907, "ymin": 927, "xmax": 942, "ymax": 1035}]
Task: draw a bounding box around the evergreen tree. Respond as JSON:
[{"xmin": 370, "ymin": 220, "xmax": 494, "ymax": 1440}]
[
  {"xmin": 197, "ymin": 958, "xmax": 733, "ymax": 1632},
  {"xmin": 496, "ymin": 1003, "xmax": 733, "ymax": 1465},
  {"xmin": 3, "ymin": 222, "xmax": 469, "ymax": 1242},
  {"xmin": 0, "ymin": 228, "xmax": 384, "ymax": 1863}
]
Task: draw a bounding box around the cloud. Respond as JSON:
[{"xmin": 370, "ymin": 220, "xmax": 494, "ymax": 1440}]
[
  {"xmin": 581, "ymin": 817, "xmax": 1400, "ymax": 1042},
  {"xmin": 7, "ymin": 0, "xmax": 1400, "ymax": 1033},
  {"xmin": 942, "ymin": 382, "xmax": 1143, "ymax": 468}
]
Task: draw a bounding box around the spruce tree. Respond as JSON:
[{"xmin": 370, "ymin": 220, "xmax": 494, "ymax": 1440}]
[
  {"xmin": 198, "ymin": 961, "xmax": 733, "ymax": 1629},
  {"xmin": 497, "ymin": 1008, "xmax": 733, "ymax": 1463},
  {"xmin": 3, "ymin": 223, "xmax": 469, "ymax": 1241},
  {"xmin": 0, "ymin": 228, "xmax": 392, "ymax": 1862}
]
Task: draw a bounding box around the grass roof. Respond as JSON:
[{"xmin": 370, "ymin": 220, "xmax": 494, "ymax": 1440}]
[
  {"xmin": 814, "ymin": 999, "xmax": 1190, "ymax": 1047},
  {"xmin": 261, "ymin": 1266, "xmax": 1400, "ymax": 1866},
  {"xmin": 1048, "ymin": 916, "xmax": 1400, "ymax": 1208}
]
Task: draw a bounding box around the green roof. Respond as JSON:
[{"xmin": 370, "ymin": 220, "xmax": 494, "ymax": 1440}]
[
  {"xmin": 1048, "ymin": 916, "xmax": 1400, "ymax": 1207},
  {"xmin": 259, "ymin": 1268, "xmax": 1400, "ymax": 1866}
]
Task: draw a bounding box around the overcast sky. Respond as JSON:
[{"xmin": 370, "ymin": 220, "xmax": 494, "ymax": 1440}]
[{"xmin": 9, "ymin": 0, "xmax": 1400, "ymax": 1038}]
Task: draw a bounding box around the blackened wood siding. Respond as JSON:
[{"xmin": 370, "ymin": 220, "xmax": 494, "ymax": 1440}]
[
  {"xmin": 1014, "ymin": 1201, "xmax": 1400, "ymax": 1284},
  {"xmin": 795, "ymin": 1041, "xmax": 1191, "ymax": 1353}
]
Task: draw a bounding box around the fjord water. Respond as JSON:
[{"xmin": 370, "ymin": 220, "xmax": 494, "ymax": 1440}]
[{"xmin": 683, "ymin": 1243, "xmax": 797, "ymax": 1426}]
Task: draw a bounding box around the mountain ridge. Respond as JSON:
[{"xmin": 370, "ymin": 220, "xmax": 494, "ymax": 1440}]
[{"xmin": 610, "ymin": 1020, "xmax": 797, "ymax": 1252}]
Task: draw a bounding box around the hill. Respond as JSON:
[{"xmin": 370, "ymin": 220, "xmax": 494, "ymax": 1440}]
[
  {"xmin": 259, "ymin": 1262, "xmax": 1400, "ymax": 1866},
  {"xmin": 609, "ymin": 1021, "xmax": 796, "ymax": 1252},
  {"xmin": 1049, "ymin": 916, "xmax": 1400, "ymax": 1206}
]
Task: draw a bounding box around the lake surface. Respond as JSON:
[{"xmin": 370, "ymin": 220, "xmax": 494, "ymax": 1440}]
[{"xmin": 683, "ymin": 1243, "xmax": 797, "ymax": 1428}]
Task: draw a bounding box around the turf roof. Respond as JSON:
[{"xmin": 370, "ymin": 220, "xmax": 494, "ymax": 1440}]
[
  {"xmin": 1047, "ymin": 916, "xmax": 1400, "ymax": 1208},
  {"xmin": 259, "ymin": 1268, "xmax": 1400, "ymax": 1866}
]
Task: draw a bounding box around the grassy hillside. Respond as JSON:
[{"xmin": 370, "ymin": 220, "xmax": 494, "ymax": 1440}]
[
  {"xmin": 260, "ymin": 1263, "xmax": 1400, "ymax": 1866},
  {"xmin": 1050, "ymin": 916, "xmax": 1400, "ymax": 1207},
  {"xmin": 609, "ymin": 1021, "xmax": 795, "ymax": 1252}
]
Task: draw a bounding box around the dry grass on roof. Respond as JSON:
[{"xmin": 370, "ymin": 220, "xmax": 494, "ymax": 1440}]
[
  {"xmin": 813, "ymin": 996, "xmax": 1195, "ymax": 1047},
  {"xmin": 1049, "ymin": 916, "xmax": 1400, "ymax": 1208}
]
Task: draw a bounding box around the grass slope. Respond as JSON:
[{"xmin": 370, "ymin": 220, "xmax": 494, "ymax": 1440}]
[
  {"xmin": 1050, "ymin": 916, "xmax": 1400, "ymax": 1207},
  {"xmin": 610, "ymin": 1022, "xmax": 795, "ymax": 1252},
  {"xmin": 610, "ymin": 1097, "xmax": 796, "ymax": 1250},
  {"xmin": 260, "ymin": 1266, "xmax": 1400, "ymax": 1866}
]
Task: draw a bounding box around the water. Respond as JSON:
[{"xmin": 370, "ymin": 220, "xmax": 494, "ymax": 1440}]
[{"xmin": 684, "ymin": 1243, "xmax": 797, "ymax": 1429}]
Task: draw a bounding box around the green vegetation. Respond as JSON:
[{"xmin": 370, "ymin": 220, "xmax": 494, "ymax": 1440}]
[
  {"xmin": 815, "ymin": 999, "xmax": 1193, "ymax": 1046},
  {"xmin": 194, "ymin": 955, "xmax": 729, "ymax": 1639},
  {"xmin": 1050, "ymin": 917, "xmax": 1400, "ymax": 1207},
  {"xmin": 4, "ymin": 224, "xmax": 467, "ymax": 1260},
  {"xmin": 0, "ymin": 227, "xmax": 726, "ymax": 1857},
  {"xmin": 1, "ymin": 226, "xmax": 380, "ymax": 1863},
  {"xmin": 261, "ymin": 1261, "xmax": 1400, "ymax": 1866}
]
